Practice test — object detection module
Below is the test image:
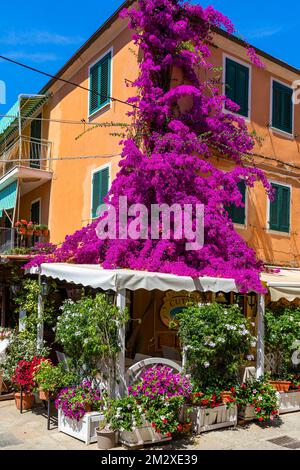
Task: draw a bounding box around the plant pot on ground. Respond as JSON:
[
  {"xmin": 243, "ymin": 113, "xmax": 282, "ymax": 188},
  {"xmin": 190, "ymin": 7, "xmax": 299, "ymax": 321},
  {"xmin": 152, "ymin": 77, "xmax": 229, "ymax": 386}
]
[
  {"xmin": 96, "ymin": 424, "xmax": 116, "ymax": 450},
  {"xmin": 14, "ymin": 391, "xmax": 35, "ymax": 410}
]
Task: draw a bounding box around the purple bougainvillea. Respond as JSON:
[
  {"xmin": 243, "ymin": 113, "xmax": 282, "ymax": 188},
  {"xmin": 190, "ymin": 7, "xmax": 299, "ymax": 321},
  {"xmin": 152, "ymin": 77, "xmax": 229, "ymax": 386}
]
[{"xmin": 26, "ymin": 0, "xmax": 271, "ymax": 293}]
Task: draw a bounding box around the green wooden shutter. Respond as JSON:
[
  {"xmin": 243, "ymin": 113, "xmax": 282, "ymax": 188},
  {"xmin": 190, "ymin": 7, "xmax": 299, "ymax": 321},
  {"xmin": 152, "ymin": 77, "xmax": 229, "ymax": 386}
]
[
  {"xmin": 99, "ymin": 52, "xmax": 111, "ymax": 107},
  {"xmin": 269, "ymin": 183, "xmax": 290, "ymax": 233},
  {"xmin": 226, "ymin": 181, "xmax": 246, "ymax": 224},
  {"xmin": 89, "ymin": 63, "xmax": 100, "ymax": 114},
  {"xmin": 92, "ymin": 167, "xmax": 109, "ymax": 219},
  {"xmin": 272, "ymin": 81, "xmax": 293, "ymax": 134},
  {"xmin": 225, "ymin": 58, "xmax": 249, "ymax": 117},
  {"xmin": 280, "ymin": 186, "xmax": 290, "ymax": 232},
  {"xmin": 89, "ymin": 51, "xmax": 111, "ymax": 114}
]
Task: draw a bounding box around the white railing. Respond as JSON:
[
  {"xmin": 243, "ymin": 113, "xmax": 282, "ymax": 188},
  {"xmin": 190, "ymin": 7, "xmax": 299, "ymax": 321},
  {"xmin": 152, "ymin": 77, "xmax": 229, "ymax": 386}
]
[
  {"xmin": 0, "ymin": 136, "xmax": 52, "ymax": 176},
  {"xmin": 0, "ymin": 228, "xmax": 17, "ymax": 254}
]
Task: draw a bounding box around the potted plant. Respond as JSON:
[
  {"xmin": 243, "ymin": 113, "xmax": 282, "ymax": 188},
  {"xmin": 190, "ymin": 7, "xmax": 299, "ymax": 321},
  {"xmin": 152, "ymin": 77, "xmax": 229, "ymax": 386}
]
[
  {"xmin": 15, "ymin": 219, "xmax": 28, "ymax": 236},
  {"xmin": 235, "ymin": 378, "xmax": 279, "ymax": 422},
  {"xmin": 26, "ymin": 221, "xmax": 34, "ymax": 236},
  {"xmin": 33, "ymin": 224, "xmax": 42, "ymax": 237},
  {"xmin": 33, "ymin": 359, "xmax": 73, "ymax": 401},
  {"xmin": 12, "ymin": 356, "xmax": 44, "ymax": 410},
  {"xmin": 39, "ymin": 224, "xmax": 49, "ymax": 237},
  {"xmin": 176, "ymin": 303, "xmax": 256, "ymax": 391}
]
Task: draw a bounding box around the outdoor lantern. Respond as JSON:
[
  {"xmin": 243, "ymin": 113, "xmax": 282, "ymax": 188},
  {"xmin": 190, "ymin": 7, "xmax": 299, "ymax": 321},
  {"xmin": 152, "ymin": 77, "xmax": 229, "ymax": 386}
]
[
  {"xmin": 247, "ymin": 292, "xmax": 257, "ymax": 311},
  {"xmin": 41, "ymin": 280, "xmax": 49, "ymax": 297}
]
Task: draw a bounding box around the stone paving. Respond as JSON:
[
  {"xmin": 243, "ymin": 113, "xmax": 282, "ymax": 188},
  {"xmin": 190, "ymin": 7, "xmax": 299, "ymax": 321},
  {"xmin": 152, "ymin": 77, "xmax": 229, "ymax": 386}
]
[{"xmin": 0, "ymin": 399, "xmax": 299, "ymax": 450}]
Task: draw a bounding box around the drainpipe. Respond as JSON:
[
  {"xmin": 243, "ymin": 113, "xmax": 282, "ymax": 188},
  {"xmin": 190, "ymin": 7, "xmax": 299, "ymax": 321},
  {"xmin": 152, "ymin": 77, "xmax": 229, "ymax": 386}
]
[
  {"xmin": 256, "ymin": 293, "xmax": 265, "ymax": 378},
  {"xmin": 116, "ymin": 289, "xmax": 127, "ymax": 398}
]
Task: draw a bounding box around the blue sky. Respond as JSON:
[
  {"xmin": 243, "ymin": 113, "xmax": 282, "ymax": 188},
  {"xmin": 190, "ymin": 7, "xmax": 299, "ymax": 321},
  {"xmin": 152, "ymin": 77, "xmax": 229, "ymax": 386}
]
[{"xmin": 0, "ymin": 0, "xmax": 299, "ymax": 112}]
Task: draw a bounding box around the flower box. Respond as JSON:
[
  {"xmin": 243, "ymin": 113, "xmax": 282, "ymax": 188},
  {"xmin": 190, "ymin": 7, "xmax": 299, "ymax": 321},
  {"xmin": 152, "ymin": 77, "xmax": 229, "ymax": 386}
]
[
  {"xmin": 118, "ymin": 424, "xmax": 172, "ymax": 447},
  {"xmin": 182, "ymin": 404, "xmax": 237, "ymax": 434},
  {"xmin": 278, "ymin": 390, "xmax": 300, "ymax": 414},
  {"xmin": 58, "ymin": 409, "xmax": 104, "ymax": 445},
  {"xmin": 238, "ymin": 405, "xmax": 256, "ymax": 421}
]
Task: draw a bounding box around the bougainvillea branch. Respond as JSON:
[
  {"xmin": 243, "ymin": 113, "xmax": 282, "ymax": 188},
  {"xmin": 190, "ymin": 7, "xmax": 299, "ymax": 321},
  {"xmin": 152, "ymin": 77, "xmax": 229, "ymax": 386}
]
[{"xmin": 26, "ymin": 0, "xmax": 271, "ymax": 293}]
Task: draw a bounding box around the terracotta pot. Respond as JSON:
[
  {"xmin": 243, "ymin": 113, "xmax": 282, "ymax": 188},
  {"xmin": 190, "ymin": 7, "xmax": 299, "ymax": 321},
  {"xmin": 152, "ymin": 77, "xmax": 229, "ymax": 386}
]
[
  {"xmin": 269, "ymin": 380, "xmax": 292, "ymax": 392},
  {"xmin": 42, "ymin": 229, "xmax": 49, "ymax": 237},
  {"xmin": 34, "ymin": 231, "xmax": 41, "ymax": 237},
  {"xmin": 14, "ymin": 392, "xmax": 34, "ymax": 410},
  {"xmin": 96, "ymin": 428, "xmax": 116, "ymax": 450},
  {"xmin": 220, "ymin": 391, "xmax": 233, "ymax": 404},
  {"xmin": 39, "ymin": 390, "xmax": 50, "ymax": 401}
]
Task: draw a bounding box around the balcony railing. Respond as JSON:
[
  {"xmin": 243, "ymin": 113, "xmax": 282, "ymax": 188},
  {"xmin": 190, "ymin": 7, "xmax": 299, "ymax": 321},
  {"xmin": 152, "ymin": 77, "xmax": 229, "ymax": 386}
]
[
  {"xmin": 0, "ymin": 136, "xmax": 52, "ymax": 176},
  {"xmin": 0, "ymin": 228, "xmax": 16, "ymax": 254}
]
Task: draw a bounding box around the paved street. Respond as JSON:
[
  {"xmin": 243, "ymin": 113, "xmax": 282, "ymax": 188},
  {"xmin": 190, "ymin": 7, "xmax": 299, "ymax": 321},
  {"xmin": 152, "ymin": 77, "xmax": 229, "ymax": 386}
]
[{"xmin": 0, "ymin": 399, "xmax": 299, "ymax": 450}]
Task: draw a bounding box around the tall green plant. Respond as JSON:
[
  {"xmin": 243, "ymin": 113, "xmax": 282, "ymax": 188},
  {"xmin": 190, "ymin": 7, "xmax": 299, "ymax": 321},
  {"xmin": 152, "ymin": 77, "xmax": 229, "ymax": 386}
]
[
  {"xmin": 265, "ymin": 306, "xmax": 300, "ymax": 375},
  {"xmin": 56, "ymin": 293, "xmax": 128, "ymax": 384},
  {"xmin": 14, "ymin": 278, "xmax": 56, "ymax": 335},
  {"xmin": 176, "ymin": 302, "xmax": 255, "ymax": 389}
]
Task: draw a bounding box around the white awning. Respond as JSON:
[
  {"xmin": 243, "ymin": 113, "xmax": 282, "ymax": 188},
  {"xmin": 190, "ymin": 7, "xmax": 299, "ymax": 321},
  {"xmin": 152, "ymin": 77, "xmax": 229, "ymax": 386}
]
[
  {"xmin": 30, "ymin": 263, "xmax": 239, "ymax": 293},
  {"xmin": 261, "ymin": 269, "xmax": 300, "ymax": 302}
]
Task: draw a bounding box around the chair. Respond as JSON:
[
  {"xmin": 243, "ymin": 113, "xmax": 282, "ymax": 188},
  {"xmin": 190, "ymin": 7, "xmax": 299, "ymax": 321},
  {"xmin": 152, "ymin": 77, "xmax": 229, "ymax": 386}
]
[{"xmin": 56, "ymin": 351, "xmax": 69, "ymax": 370}]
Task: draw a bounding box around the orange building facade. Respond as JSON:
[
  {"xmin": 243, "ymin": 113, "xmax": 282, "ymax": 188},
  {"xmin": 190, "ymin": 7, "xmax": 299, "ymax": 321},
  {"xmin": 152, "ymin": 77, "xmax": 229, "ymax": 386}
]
[{"xmin": 0, "ymin": 2, "xmax": 300, "ymax": 269}]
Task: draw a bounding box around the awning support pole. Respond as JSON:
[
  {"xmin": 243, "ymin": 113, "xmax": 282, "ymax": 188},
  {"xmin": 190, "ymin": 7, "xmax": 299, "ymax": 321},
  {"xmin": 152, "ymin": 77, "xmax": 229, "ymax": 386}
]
[
  {"xmin": 37, "ymin": 273, "xmax": 44, "ymax": 350},
  {"xmin": 256, "ymin": 293, "xmax": 265, "ymax": 378},
  {"xmin": 116, "ymin": 289, "xmax": 126, "ymax": 398}
]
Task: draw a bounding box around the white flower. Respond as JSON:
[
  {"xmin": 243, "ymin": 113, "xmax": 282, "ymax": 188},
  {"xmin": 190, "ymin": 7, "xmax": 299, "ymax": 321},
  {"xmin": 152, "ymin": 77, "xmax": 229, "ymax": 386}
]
[
  {"xmin": 204, "ymin": 361, "xmax": 210, "ymax": 368},
  {"xmin": 241, "ymin": 329, "xmax": 249, "ymax": 336},
  {"xmin": 251, "ymin": 341, "xmax": 257, "ymax": 348},
  {"xmin": 217, "ymin": 337, "xmax": 225, "ymax": 343},
  {"xmin": 247, "ymin": 355, "xmax": 254, "ymax": 361},
  {"xmin": 257, "ymin": 396, "xmax": 263, "ymax": 401},
  {"xmin": 75, "ymin": 331, "xmax": 81, "ymax": 336},
  {"xmin": 253, "ymin": 389, "xmax": 257, "ymax": 394}
]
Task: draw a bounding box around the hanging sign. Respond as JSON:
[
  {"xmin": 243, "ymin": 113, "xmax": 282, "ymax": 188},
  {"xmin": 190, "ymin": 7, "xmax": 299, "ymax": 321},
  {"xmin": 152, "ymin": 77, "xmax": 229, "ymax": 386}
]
[{"xmin": 160, "ymin": 291, "xmax": 202, "ymax": 328}]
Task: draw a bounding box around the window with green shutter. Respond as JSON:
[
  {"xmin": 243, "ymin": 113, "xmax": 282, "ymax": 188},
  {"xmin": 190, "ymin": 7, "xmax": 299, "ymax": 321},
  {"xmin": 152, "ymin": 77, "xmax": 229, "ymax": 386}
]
[
  {"xmin": 92, "ymin": 166, "xmax": 109, "ymax": 219},
  {"xmin": 272, "ymin": 81, "xmax": 293, "ymax": 134},
  {"xmin": 225, "ymin": 58, "xmax": 250, "ymax": 117},
  {"xmin": 226, "ymin": 181, "xmax": 246, "ymax": 225},
  {"xmin": 89, "ymin": 51, "xmax": 112, "ymax": 115},
  {"xmin": 269, "ymin": 183, "xmax": 291, "ymax": 233}
]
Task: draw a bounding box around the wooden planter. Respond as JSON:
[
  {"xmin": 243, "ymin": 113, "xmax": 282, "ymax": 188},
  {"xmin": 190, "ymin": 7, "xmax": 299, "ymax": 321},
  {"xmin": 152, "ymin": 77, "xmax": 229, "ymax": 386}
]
[
  {"xmin": 182, "ymin": 404, "xmax": 237, "ymax": 434},
  {"xmin": 58, "ymin": 409, "xmax": 104, "ymax": 445},
  {"xmin": 279, "ymin": 390, "xmax": 300, "ymax": 414},
  {"xmin": 118, "ymin": 424, "xmax": 172, "ymax": 447},
  {"xmin": 238, "ymin": 405, "xmax": 256, "ymax": 421}
]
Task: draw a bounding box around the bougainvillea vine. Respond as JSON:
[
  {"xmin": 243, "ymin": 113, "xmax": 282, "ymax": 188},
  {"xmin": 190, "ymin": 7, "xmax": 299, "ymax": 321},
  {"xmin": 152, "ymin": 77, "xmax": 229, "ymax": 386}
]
[{"xmin": 26, "ymin": 0, "xmax": 271, "ymax": 293}]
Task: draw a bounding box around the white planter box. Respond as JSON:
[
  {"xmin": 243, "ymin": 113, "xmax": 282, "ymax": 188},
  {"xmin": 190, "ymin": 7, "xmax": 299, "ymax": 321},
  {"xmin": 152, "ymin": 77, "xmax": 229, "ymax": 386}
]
[
  {"xmin": 279, "ymin": 390, "xmax": 300, "ymax": 414},
  {"xmin": 119, "ymin": 425, "xmax": 172, "ymax": 447},
  {"xmin": 183, "ymin": 404, "xmax": 237, "ymax": 434},
  {"xmin": 58, "ymin": 409, "xmax": 104, "ymax": 445}
]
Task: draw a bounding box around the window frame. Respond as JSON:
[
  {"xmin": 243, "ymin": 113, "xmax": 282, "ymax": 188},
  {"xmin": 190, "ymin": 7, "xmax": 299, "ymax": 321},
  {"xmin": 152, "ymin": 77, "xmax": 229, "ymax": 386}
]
[
  {"xmin": 270, "ymin": 77, "xmax": 294, "ymax": 137},
  {"xmin": 267, "ymin": 180, "xmax": 291, "ymax": 235},
  {"xmin": 222, "ymin": 54, "xmax": 252, "ymax": 121},
  {"xmin": 90, "ymin": 163, "xmax": 111, "ymax": 220},
  {"xmin": 88, "ymin": 47, "xmax": 113, "ymax": 118}
]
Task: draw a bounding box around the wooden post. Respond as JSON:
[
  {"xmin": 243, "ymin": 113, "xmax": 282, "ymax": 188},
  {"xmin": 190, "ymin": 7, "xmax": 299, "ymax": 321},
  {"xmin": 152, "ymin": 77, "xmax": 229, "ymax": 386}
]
[
  {"xmin": 256, "ymin": 293, "xmax": 265, "ymax": 378},
  {"xmin": 37, "ymin": 273, "xmax": 44, "ymax": 350},
  {"xmin": 116, "ymin": 289, "xmax": 126, "ymax": 398},
  {"xmin": 182, "ymin": 346, "xmax": 187, "ymax": 370}
]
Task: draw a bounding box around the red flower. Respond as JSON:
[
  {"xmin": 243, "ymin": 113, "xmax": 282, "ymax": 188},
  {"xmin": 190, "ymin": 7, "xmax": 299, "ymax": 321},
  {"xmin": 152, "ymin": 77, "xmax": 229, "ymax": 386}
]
[
  {"xmin": 163, "ymin": 418, "xmax": 168, "ymax": 424},
  {"xmin": 230, "ymin": 387, "xmax": 236, "ymax": 393},
  {"xmin": 258, "ymin": 417, "xmax": 263, "ymax": 422},
  {"xmin": 166, "ymin": 432, "xmax": 172, "ymax": 438},
  {"xmin": 177, "ymin": 424, "xmax": 183, "ymax": 432},
  {"xmin": 151, "ymin": 423, "xmax": 156, "ymax": 428},
  {"xmin": 256, "ymin": 407, "xmax": 261, "ymax": 412}
]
